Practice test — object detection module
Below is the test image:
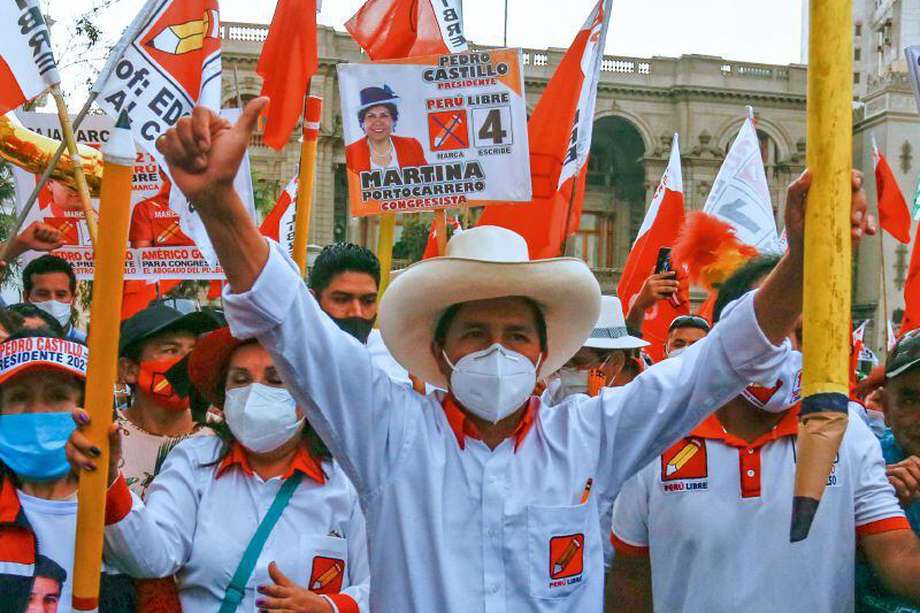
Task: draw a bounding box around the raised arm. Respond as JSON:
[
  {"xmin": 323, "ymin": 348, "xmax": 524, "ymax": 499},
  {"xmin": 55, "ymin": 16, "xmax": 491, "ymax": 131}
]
[{"xmin": 155, "ymin": 100, "xmax": 425, "ymax": 495}]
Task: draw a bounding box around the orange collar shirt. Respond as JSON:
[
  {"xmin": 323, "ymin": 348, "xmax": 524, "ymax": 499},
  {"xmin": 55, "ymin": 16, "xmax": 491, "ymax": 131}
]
[
  {"xmin": 611, "ymin": 405, "xmax": 908, "ymax": 613},
  {"xmin": 221, "ymin": 240, "xmax": 792, "ymax": 612},
  {"xmin": 103, "ymin": 436, "xmax": 368, "ymax": 613}
]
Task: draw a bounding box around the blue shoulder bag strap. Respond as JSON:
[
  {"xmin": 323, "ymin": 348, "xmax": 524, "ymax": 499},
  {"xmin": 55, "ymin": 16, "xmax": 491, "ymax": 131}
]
[{"xmin": 218, "ymin": 471, "xmax": 304, "ymax": 613}]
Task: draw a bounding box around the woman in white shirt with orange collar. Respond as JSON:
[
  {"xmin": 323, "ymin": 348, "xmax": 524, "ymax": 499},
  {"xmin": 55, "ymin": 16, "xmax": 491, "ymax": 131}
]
[{"xmin": 68, "ymin": 326, "xmax": 369, "ymax": 613}]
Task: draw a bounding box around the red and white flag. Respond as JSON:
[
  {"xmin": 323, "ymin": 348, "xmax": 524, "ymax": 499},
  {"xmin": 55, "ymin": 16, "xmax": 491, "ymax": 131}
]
[
  {"xmin": 0, "ymin": 0, "xmax": 61, "ymax": 115},
  {"xmin": 478, "ymin": 0, "xmax": 612, "ymax": 258},
  {"xmin": 94, "ymin": 1, "xmax": 258, "ymax": 261},
  {"xmin": 617, "ymin": 134, "xmax": 689, "ymax": 361},
  {"xmin": 257, "ymin": 0, "xmax": 318, "ymax": 150},
  {"xmin": 260, "ymin": 176, "xmax": 299, "ymax": 257},
  {"xmin": 900, "ymin": 225, "xmax": 920, "ymax": 335},
  {"xmin": 703, "ymin": 113, "xmax": 780, "ymax": 253},
  {"xmin": 422, "ymin": 215, "xmax": 463, "ymax": 259},
  {"xmin": 346, "ymin": 0, "xmax": 467, "ymax": 60},
  {"xmin": 872, "ymin": 136, "xmax": 912, "ymax": 244}
]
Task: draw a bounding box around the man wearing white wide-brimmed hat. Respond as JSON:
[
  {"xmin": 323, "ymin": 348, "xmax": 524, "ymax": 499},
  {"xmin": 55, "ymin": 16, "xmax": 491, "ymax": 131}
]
[
  {"xmin": 150, "ymin": 101, "xmax": 871, "ymax": 613},
  {"xmin": 544, "ymin": 295, "xmax": 648, "ymax": 404}
]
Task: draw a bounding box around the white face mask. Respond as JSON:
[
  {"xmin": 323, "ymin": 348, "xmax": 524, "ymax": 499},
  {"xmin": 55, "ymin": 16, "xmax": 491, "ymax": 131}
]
[
  {"xmin": 667, "ymin": 346, "xmax": 687, "ymax": 359},
  {"xmin": 742, "ymin": 350, "xmax": 802, "ymax": 414},
  {"xmin": 223, "ymin": 383, "xmax": 304, "ymax": 453},
  {"xmin": 34, "ymin": 300, "xmax": 72, "ymax": 327},
  {"xmin": 444, "ymin": 343, "xmax": 540, "ymax": 424},
  {"xmin": 557, "ymin": 367, "xmax": 590, "ymax": 397}
]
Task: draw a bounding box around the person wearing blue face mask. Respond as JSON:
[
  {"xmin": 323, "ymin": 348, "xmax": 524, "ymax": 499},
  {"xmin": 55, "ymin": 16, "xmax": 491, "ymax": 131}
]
[{"xmin": 0, "ymin": 331, "xmax": 135, "ymax": 612}]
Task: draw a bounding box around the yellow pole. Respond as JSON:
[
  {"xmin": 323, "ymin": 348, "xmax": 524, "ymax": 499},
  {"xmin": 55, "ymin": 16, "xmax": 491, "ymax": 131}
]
[
  {"xmin": 50, "ymin": 85, "xmax": 99, "ymax": 245},
  {"xmin": 71, "ymin": 113, "xmax": 135, "ymax": 611},
  {"xmin": 292, "ymin": 96, "xmax": 323, "ymax": 276},
  {"xmin": 791, "ymin": 0, "xmax": 852, "ymax": 542},
  {"xmin": 377, "ymin": 213, "xmax": 396, "ymax": 298}
]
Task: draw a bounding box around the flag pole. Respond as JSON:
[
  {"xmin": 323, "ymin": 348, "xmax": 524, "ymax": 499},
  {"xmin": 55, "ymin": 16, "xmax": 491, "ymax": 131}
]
[
  {"xmin": 791, "ymin": 0, "xmax": 852, "ymax": 542},
  {"xmin": 503, "ymin": 0, "xmax": 509, "ymax": 47},
  {"xmin": 232, "ymin": 64, "xmax": 244, "ymax": 109},
  {"xmin": 0, "ymin": 0, "xmax": 157, "ymax": 262},
  {"xmin": 292, "ymin": 96, "xmax": 323, "ymax": 276},
  {"xmin": 376, "ymin": 213, "xmax": 396, "ymax": 297},
  {"xmin": 872, "ymin": 134, "xmax": 891, "ymax": 354},
  {"xmin": 70, "ymin": 113, "xmax": 135, "ymax": 612},
  {"xmin": 50, "ymin": 86, "xmax": 98, "ymax": 245},
  {"xmin": 434, "ymin": 208, "xmax": 448, "ymax": 255}
]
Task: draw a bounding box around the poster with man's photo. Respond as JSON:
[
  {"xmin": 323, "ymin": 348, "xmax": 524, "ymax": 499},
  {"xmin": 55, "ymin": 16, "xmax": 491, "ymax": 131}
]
[
  {"xmin": 9, "ymin": 110, "xmax": 256, "ymax": 280},
  {"xmin": 338, "ymin": 48, "xmax": 531, "ymax": 216}
]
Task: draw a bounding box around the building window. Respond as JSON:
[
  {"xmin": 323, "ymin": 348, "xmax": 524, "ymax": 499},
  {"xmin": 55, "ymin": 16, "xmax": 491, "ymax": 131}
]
[
  {"xmin": 854, "ymin": 72, "xmax": 861, "ymax": 84},
  {"xmin": 855, "ymin": 48, "xmax": 861, "ymax": 61},
  {"xmin": 572, "ymin": 212, "xmax": 616, "ymax": 268},
  {"xmin": 855, "ymin": 23, "xmax": 862, "ymax": 37}
]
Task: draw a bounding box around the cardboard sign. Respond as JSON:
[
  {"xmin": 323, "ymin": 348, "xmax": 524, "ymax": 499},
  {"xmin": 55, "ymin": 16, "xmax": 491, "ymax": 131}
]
[
  {"xmin": 11, "ymin": 111, "xmax": 252, "ymax": 281},
  {"xmin": 338, "ymin": 48, "xmax": 531, "ymax": 215}
]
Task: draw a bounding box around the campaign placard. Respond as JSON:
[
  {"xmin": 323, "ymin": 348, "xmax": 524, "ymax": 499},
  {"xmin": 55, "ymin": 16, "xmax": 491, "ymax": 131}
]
[
  {"xmin": 11, "ymin": 111, "xmax": 251, "ymax": 281},
  {"xmin": 338, "ymin": 48, "xmax": 531, "ymax": 216}
]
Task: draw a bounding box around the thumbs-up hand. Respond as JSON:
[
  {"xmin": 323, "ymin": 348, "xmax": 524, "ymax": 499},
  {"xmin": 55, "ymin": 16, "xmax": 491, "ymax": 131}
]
[{"xmin": 155, "ymin": 97, "xmax": 268, "ymax": 208}]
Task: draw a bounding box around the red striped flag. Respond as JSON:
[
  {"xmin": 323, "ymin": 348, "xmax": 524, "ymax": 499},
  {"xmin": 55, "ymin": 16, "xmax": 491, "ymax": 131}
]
[
  {"xmin": 346, "ymin": 0, "xmax": 467, "ymax": 60},
  {"xmin": 0, "ymin": 0, "xmax": 60, "ymax": 114}
]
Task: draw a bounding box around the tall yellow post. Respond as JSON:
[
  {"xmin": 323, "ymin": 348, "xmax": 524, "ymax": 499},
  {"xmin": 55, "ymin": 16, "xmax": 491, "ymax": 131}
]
[
  {"xmin": 292, "ymin": 96, "xmax": 323, "ymax": 276},
  {"xmin": 51, "ymin": 85, "xmax": 99, "ymax": 245},
  {"xmin": 71, "ymin": 113, "xmax": 135, "ymax": 611},
  {"xmin": 791, "ymin": 0, "xmax": 853, "ymax": 542},
  {"xmin": 377, "ymin": 213, "xmax": 396, "ymax": 298}
]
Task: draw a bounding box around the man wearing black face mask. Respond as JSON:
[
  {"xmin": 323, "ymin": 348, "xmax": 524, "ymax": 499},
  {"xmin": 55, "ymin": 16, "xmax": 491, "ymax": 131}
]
[{"xmin": 309, "ymin": 242, "xmax": 416, "ymax": 386}]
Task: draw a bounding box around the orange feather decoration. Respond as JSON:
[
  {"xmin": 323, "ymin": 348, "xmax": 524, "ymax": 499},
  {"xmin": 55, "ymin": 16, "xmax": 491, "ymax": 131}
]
[{"xmin": 672, "ymin": 211, "xmax": 759, "ymax": 291}]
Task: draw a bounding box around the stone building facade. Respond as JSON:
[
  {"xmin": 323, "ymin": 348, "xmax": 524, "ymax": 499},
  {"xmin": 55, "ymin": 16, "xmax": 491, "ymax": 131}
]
[{"xmin": 220, "ymin": 14, "xmax": 916, "ymax": 355}]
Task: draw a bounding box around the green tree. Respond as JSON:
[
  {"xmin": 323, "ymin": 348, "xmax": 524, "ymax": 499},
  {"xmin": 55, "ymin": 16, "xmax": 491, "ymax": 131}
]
[{"xmin": 392, "ymin": 214, "xmax": 433, "ymax": 263}]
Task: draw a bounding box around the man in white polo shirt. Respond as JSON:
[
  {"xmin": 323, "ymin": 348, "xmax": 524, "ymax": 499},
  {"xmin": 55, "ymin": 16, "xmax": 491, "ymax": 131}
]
[
  {"xmin": 608, "ymin": 255, "xmax": 920, "ymax": 613},
  {"xmin": 152, "ymin": 100, "xmax": 871, "ymax": 612}
]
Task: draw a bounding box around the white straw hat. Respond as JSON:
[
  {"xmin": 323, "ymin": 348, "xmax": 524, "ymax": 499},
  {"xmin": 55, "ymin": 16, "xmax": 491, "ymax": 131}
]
[
  {"xmin": 584, "ymin": 296, "xmax": 649, "ymax": 350},
  {"xmin": 379, "ymin": 226, "xmax": 601, "ymax": 388}
]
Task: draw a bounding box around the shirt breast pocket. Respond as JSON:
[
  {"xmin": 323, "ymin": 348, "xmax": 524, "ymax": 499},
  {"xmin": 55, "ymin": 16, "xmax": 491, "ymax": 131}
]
[
  {"xmin": 526, "ymin": 502, "xmax": 590, "ymax": 599},
  {"xmin": 301, "ymin": 535, "xmax": 349, "ymax": 595}
]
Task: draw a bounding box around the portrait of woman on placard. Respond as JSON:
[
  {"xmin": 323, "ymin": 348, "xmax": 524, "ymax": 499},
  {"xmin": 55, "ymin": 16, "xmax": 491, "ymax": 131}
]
[{"xmin": 345, "ymin": 84, "xmax": 428, "ymax": 173}]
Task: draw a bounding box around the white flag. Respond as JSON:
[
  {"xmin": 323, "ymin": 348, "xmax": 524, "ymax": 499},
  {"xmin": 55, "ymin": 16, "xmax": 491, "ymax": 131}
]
[
  {"xmin": 703, "ymin": 115, "xmax": 780, "ymax": 253},
  {"xmin": 94, "ymin": 0, "xmax": 233, "ymax": 261},
  {"xmin": 0, "ymin": 1, "xmax": 61, "ymax": 115}
]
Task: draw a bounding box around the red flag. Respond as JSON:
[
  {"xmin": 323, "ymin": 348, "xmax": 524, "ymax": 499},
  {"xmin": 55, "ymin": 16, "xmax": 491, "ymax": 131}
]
[
  {"xmin": 422, "ymin": 216, "xmax": 462, "ymax": 259},
  {"xmin": 901, "ymin": 226, "xmax": 920, "ymax": 335},
  {"xmin": 872, "ymin": 140, "xmax": 912, "ymax": 243},
  {"xmin": 257, "ymin": 0, "xmax": 318, "ymax": 150},
  {"xmin": 477, "ymin": 1, "xmax": 610, "ymax": 258},
  {"xmin": 617, "ymin": 135, "xmax": 689, "ymax": 361},
  {"xmin": 260, "ymin": 176, "xmax": 299, "ymax": 257},
  {"xmin": 696, "ymin": 292, "xmax": 718, "ymax": 325},
  {"xmin": 345, "ymin": 0, "xmax": 467, "ymax": 60},
  {"xmin": 0, "ymin": 1, "xmax": 61, "ymax": 115}
]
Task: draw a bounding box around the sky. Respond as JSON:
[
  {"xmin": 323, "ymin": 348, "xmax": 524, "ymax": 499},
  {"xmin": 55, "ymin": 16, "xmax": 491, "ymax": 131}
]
[{"xmin": 49, "ymin": 0, "xmax": 806, "ymax": 93}]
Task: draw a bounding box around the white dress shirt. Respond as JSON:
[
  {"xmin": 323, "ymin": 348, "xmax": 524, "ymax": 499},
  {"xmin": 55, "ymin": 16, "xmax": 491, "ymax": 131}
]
[
  {"xmin": 103, "ymin": 436, "xmax": 369, "ymax": 612},
  {"xmin": 222, "ymin": 241, "xmax": 789, "ymax": 613}
]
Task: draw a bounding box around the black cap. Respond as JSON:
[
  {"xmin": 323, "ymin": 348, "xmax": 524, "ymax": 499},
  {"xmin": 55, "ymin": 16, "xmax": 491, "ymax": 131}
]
[
  {"xmin": 887, "ymin": 328, "xmax": 920, "ymax": 379},
  {"xmin": 119, "ymin": 300, "xmax": 220, "ymax": 356}
]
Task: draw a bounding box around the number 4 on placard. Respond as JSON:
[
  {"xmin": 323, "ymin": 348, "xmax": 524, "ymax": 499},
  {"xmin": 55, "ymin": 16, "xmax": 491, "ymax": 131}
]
[{"xmin": 472, "ymin": 106, "xmax": 514, "ymax": 148}]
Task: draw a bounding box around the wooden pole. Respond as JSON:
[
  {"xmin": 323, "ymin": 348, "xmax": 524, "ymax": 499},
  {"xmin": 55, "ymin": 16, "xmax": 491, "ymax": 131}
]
[
  {"xmin": 434, "ymin": 209, "xmax": 448, "ymax": 256},
  {"xmin": 50, "ymin": 85, "xmax": 98, "ymax": 245},
  {"xmin": 292, "ymin": 96, "xmax": 323, "ymax": 276},
  {"xmin": 880, "ymin": 230, "xmax": 890, "ymax": 354},
  {"xmin": 71, "ymin": 113, "xmax": 135, "ymax": 611},
  {"xmin": 377, "ymin": 213, "xmax": 396, "ymax": 298},
  {"xmin": 791, "ymin": 0, "xmax": 852, "ymax": 542}
]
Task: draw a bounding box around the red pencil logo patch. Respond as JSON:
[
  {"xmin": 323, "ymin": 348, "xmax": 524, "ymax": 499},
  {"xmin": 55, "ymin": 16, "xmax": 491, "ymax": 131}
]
[
  {"xmin": 549, "ymin": 533, "xmax": 584, "ymax": 580},
  {"xmin": 309, "ymin": 556, "xmax": 345, "ymax": 594},
  {"xmin": 660, "ymin": 437, "xmax": 708, "ymax": 482}
]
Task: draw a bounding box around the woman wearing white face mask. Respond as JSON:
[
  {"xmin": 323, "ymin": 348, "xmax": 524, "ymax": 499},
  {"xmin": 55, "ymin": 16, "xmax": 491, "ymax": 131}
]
[{"xmin": 67, "ymin": 327, "xmax": 369, "ymax": 613}]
